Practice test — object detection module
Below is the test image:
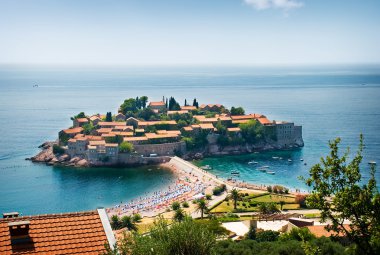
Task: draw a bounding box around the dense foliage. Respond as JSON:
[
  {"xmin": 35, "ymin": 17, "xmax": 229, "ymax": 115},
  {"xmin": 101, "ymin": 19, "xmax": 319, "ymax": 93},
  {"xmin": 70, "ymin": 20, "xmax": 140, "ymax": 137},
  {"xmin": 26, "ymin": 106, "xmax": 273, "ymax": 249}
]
[
  {"xmin": 303, "ymin": 135, "xmax": 380, "ymax": 254},
  {"xmin": 119, "ymin": 141, "xmax": 134, "ymax": 153},
  {"xmin": 239, "ymin": 119, "xmax": 264, "ymax": 143}
]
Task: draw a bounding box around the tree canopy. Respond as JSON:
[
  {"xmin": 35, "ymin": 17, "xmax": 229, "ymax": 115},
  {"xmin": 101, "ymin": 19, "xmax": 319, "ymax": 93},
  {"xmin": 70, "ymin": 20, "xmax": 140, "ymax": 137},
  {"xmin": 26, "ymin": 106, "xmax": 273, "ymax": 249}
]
[{"xmin": 304, "ymin": 134, "xmax": 380, "ymax": 254}]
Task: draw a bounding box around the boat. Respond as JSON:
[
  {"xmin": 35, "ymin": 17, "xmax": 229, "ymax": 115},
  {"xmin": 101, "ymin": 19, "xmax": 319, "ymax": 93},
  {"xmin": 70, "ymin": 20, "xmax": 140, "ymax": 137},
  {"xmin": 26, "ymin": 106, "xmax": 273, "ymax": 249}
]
[
  {"xmin": 304, "ymin": 163, "xmax": 307, "ymax": 166},
  {"xmin": 262, "ymin": 165, "xmax": 270, "ymax": 168},
  {"xmin": 279, "ymin": 157, "xmax": 283, "ymax": 160},
  {"xmin": 200, "ymin": 165, "xmax": 212, "ymax": 170},
  {"xmin": 266, "ymin": 171, "xmax": 275, "ymax": 175},
  {"xmin": 368, "ymin": 161, "xmax": 377, "ymax": 165},
  {"xmin": 288, "ymin": 159, "xmax": 292, "ymax": 162},
  {"xmin": 272, "ymin": 156, "xmax": 279, "ymax": 159},
  {"xmin": 257, "ymin": 167, "xmax": 267, "ymax": 172},
  {"xmin": 231, "ymin": 171, "xmax": 240, "ymax": 175},
  {"xmin": 300, "ymin": 158, "xmax": 304, "ymax": 161},
  {"xmin": 248, "ymin": 161, "xmax": 258, "ymax": 164}
]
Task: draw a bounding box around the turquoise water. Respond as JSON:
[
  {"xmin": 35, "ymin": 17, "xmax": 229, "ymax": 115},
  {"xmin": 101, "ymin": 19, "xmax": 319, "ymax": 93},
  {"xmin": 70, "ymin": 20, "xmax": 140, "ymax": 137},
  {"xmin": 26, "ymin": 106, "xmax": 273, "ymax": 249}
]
[{"xmin": 0, "ymin": 65, "xmax": 379, "ymax": 215}]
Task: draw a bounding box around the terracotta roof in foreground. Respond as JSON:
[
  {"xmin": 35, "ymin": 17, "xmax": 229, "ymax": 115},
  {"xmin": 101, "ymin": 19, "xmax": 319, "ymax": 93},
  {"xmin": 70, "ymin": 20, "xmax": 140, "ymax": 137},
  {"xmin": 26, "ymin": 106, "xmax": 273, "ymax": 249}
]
[{"xmin": 0, "ymin": 210, "xmax": 109, "ymax": 255}]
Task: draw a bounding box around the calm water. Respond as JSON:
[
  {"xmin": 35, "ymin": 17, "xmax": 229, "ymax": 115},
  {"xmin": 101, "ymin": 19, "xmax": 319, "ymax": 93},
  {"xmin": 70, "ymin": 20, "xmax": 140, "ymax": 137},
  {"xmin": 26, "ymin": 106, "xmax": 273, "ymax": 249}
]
[{"xmin": 0, "ymin": 65, "xmax": 379, "ymax": 215}]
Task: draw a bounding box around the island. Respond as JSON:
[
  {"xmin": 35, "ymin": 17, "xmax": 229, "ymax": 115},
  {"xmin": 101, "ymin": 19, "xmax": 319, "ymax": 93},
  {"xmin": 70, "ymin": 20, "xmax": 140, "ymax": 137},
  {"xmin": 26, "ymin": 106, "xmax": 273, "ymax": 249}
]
[{"xmin": 30, "ymin": 96, "xmax": 303, "ymax": 167}]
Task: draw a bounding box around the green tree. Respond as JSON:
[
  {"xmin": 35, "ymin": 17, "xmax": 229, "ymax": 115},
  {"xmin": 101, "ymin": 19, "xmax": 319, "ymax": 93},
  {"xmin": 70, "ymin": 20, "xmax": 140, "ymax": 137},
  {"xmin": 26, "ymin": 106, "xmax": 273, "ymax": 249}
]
[
  {"xmin": 82, "ymin": 122, "xmax": 95, "ymax": 135},
  {"xmin": 230, "ymin": 106, "xmax": 245, "ymax": 116},
  {"xmin": 105, "ymin": 112, "xmax": 112, "ymax": 122},
  {"xmin": 255, "ymin": 230, "xmax": 280, "ymax": 242},
  {"xmin": 110, "ymin": 215, "xmax": 121, "ymax": 230},
  {"xmin": 121, "ymin": 215, "xmax": 137, "ymax": 231},
  {"xmin": 230, "ymin": 188, "xmax": 240, "ymax": 210},
  {"xmin": 171, "ymin": 201, "xmax": 180, "ymax": 211},
  {"xmin": 196, "ymin": 199, "xmax": 208, "ymax": 219},
  {"xmin": 119, "ymin": 141, "xmax": 134, "ymax": 153},
  {"xmin": 132, "ymin": 213, "xmax": 142, "ymax": 223},
  {"xmin": 239, "ymin": 119, "xmax": 264, "ymax": 144},
  {"xmin": 140, "ymin": 96, "xmax": 148, "ymax": 108},
  {"xmin": 120, "ymin": 98, "xmax": 137, "ymax": 114},
  {"xmin": 304, "ymin": 135, "xmax": 380, "ymax": 254},
  {"xmin": 71, "ymin": 112, "xmax": 86, "ymax": 120},
  {"xmin": 279, "ymin": 200, "xmax": 285, "ymax": 210},
  {"xmin": 173, "ymin": 208, "xmax": 186, "ymax": 222}
]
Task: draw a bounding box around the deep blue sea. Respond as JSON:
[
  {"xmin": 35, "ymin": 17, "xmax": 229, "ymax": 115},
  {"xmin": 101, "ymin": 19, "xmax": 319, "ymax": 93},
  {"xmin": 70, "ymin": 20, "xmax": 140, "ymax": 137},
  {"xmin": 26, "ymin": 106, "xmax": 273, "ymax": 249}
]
[{"xmin": 0, "ymin": 65, "xmax": 379, "ymax": 215}]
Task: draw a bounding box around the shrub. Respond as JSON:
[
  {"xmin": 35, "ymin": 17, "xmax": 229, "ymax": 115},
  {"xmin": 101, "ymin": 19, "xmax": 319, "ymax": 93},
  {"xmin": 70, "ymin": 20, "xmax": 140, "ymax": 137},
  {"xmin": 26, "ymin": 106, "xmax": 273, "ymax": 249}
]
[
  {"xmin": 171, "ymin": 201, "xmax": 181, "ymax": 210},
  {"xmin": 119, "ymin": 141, "xmax": 134, "ymax": 153},
  {"xmin": 182, "ymin": 201, "xmax": 189, "ymax": 208},
  {"xmin": 132, "ymin": 213, "xmax": 142, "ymax": 222},
  {"xmin": 267, "ymin": 186, "xmax": 272, "ymax": 193},
  {"xmin": 213, "ymin": 185, "xmax": 226, "ymax": 196},
  {"xmin": 256, "ymin": 230, "xmax": 280, "ymax": 242},
  {"xmin": 206, "ymin": 194, "xmax": 212, "ymax": 200}
]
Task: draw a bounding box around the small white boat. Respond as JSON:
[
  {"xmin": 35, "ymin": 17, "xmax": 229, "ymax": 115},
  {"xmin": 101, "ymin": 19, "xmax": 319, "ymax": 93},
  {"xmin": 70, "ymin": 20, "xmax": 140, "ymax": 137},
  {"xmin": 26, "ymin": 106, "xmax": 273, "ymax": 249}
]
[
  {"xmin": 368, "ymin": 161, "xmax": 377, "ymax": 165},
  {"xmin": 300, "ymin": 158, "xmax": 304, "ymax": 161},
  {"xmin": 272, "ymin": 156, "xmax": 279, "ymax": 159},
  {"xmin": 248, "ymin": 161, "xmax": 258, "ymax": 164},
  {"xmin": 288, "ymin": 159, "xmax": 292, "ymax": 162},
  {"xmin": 279, "ymin": 157, "xmax": 283, "ymax": 160},
  {"xmin": 201, "ymin": 165, "xmax": 212, "ymax": 170},
  {"xmin": 266, "ymin": 171, "xmax": 275, "ymax": 175}
]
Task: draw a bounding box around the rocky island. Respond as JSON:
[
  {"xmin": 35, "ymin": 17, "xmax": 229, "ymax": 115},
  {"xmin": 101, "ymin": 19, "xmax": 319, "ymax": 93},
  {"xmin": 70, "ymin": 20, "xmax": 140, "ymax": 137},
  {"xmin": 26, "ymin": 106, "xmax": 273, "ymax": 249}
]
[{"xmin": 30, "ymin": 96, "xmax": 304, "ymax": 167}]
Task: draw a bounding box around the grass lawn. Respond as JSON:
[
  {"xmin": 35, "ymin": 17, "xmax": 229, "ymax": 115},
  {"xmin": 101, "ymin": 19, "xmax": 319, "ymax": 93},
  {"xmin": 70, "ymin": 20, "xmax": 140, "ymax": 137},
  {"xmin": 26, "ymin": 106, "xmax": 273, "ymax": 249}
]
[
  {"xmin": 210, "ymin": 192, "xmax": 299, "ymax": 213},
  {"xmin": 252, "ymin": 194, "xmax": 295, "ymax": 203}
]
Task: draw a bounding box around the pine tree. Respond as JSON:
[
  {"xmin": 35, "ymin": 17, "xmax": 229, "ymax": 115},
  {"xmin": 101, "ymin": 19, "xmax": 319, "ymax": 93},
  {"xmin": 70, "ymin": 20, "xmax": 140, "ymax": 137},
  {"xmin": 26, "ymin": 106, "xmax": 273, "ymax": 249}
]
[{"xmin": 185, "ymin": 99, "xmax": 187, "ymax": 106}]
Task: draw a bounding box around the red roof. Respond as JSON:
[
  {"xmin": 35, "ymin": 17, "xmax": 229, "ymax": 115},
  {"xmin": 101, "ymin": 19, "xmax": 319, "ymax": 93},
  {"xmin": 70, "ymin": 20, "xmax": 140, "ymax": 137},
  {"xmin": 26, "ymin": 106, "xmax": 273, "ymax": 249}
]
[
  {"xmin": 63, "ymin": 127, "xmax": 83, "ymax": 134},
  {"xmin": 149, "ymin": 101, "xmax": 165, "ymax": 106},
  {"xmin": 258, "ymin": 117, "xmax": 271, "ymax": 125},
  {"xmin": 0, "ymin": 210, "xmax": 111, "ymax": 255}
]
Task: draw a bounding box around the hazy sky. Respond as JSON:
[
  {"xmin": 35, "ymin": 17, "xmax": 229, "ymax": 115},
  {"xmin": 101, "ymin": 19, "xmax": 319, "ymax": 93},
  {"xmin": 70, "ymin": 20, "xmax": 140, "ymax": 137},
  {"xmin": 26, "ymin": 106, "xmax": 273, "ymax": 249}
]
[{"xmin": 1, "ymin": 0, "xmax": 379, "ymax": 66}]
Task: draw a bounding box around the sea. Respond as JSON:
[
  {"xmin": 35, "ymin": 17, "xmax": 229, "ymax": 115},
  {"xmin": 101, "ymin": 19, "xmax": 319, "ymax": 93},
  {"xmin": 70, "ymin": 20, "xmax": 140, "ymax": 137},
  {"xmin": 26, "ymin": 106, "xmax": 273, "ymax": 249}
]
[{"xmin": 0, "ymin": 64, "xmax": 379, "ymax": 215}]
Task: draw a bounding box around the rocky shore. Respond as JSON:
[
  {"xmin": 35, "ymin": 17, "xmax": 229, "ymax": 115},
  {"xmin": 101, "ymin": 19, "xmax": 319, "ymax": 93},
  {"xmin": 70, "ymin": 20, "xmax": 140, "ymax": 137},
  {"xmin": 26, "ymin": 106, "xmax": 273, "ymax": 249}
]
[{"xmin": 26, "ymin": 141, "xmax": 89, "ymax": 167}]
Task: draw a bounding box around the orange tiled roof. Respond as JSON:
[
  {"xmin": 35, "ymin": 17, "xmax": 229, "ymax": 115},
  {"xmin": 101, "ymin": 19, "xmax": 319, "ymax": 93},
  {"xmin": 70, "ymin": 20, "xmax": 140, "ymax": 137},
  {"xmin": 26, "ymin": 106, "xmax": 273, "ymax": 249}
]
[
  {"xmin": 183, "ymin": 126, "xmax": 193, "ymax": 131},
  {"xmin": 85, "ymin": 135, "xmax": 103, "ymax": 141},
  {"xmin": 181, "ymin": 106, "xmax": 196, "ymax": 110},
  {"xmin": 230, "ymin": 114, "xmax": 265, "ymax": 120},
  {"xmin": 156, "ymin": 130, "xmax": 181, "ymax": 135},
  {"xmin": 199, "ymin": 123, "xmax": 214, "ymax": 129},
  {"xmin": 258, "ymin": 117, "xmax": 271, "ymax": 125},
  {"xmin": 227, "ymin": 127, "xmax": 241, "ymax": 132},
  {"xmin": 0, "ymin": 210, "xmax": 109, "ymax": 255},
  {"xmin": 89, "ymin": 115, "xmax": 101, "ymax": 121},
  {"xmin": 232, "ymin": 119, "xmax": 250, "ymax": 124},
  {"xmin": 167, "ymin": 110, "xmax": 189, "ymax": 115},
  {"xmin": 306, "ymin": 225, "xmax": 349, "ymax": 238},
  {"xmin": 138, "ymin": 120, "xmax": 177, "ymax": 126},
  {"xmin": 63, "ymin": 127, "xmax": 83, "ymax": 134},
  {"xmin": 145, "ymin": 133, "xmax": 179, "ymax": 139},
  {"xmin": 89, "ymin": 140, "xmax": 106, "ymax": 146},
  {"xmin": 76, "ymin": 118, "xmax": 89, "ymax": 123},
  {"xmin": 98, "ymin": 122, "xmax": 126, "ymax": 127},
  {"xmin": 149, "ymin": 101, "xmax": 165, "ymax": 106},
  {"xmin": 97, "ymin": 128, "xmax": 113, "ymax": 134},
  {"xmin": 124, "ymin": 137, "xmax": 148, "ymax": 142}
]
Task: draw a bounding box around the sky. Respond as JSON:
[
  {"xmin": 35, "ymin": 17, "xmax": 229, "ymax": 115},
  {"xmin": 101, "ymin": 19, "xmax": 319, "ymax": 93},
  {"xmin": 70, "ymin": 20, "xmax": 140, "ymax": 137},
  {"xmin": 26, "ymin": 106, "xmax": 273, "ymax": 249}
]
[{"xmin": 0, "ymin": 0, "xmax": 379, "ymax": 66}]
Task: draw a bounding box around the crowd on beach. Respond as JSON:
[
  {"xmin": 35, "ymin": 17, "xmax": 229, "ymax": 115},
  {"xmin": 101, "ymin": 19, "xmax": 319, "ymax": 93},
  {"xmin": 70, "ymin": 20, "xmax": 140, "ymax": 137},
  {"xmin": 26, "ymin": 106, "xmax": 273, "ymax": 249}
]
[{"xmin": 107, "ymin": 175, "xmax": 208, "ymax": 217}]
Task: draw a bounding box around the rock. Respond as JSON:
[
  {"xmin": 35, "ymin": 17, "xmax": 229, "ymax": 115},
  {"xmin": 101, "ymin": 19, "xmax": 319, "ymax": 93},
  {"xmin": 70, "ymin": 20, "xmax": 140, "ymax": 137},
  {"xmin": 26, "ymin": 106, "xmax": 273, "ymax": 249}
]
[
  {"xmin": 194, "ymin": 153, "xmax": 203, "ymax": 160},
  {"xmin": 69, "ymin": 157, "xmax": 81, "ymax": 164},
  {"xmin": 58, "ymin": 154, "xmax": 70, "ymax": 162},
  {"xmin": 76, "ymin": 159, "xmax": 88, "ymax": 167}
]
